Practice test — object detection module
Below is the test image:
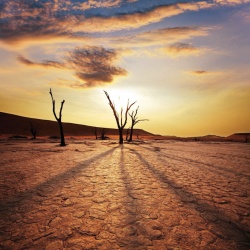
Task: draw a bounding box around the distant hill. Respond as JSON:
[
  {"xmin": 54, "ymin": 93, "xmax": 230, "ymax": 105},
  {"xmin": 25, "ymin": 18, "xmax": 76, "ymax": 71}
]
[
  {"xmin": 0, "ymin": 112, "xmax": 154, "ymax": 138},
  {"xmin": 226, "ymin": 133, "xmax": 250, "ymax": 143}
]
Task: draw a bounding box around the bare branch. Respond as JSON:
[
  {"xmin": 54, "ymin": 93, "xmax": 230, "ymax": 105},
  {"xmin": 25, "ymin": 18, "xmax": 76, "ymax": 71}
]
[
  {"xmin": 49, "ymin": 88, "xmax": 58, "ymax": 121},
  {"xmin": 123, "ymin": 100, "xmax": 136, "ymax": 129},
  {"xmin": 104, "ymin": 90, "xmax": 120, "ymax": 129},
  {"xmin": 59, "ymin": 100, "xmax": 65, "ymax": 120},
  {"xmin": 128, "ymin": 105, "xmax": 148, "ymax": 142}
]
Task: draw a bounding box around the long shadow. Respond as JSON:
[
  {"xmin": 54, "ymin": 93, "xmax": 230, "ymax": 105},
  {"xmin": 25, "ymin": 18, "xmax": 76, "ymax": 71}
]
[
  {"xmin": 136, "ymin": 144, "xmax": 250, "ymax": 180},
  {"xmin": 118, "ymin": 145, "xmax": 143, "ymax": 248},
  {"xmin": 0, "ymin": 146, "xmax": 119, "ymax": 212},
  {"xmin": 131, "ymin": 149, "xmax": 250, "ymax": 247},
  {"xmin": 117, "ymin": 146, "xmax": 165, "ymax": 248}
]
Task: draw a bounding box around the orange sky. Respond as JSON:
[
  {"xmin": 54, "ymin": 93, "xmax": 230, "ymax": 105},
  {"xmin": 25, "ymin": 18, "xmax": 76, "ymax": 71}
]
[{"xmin": 0, "ymin": 0, "xmax": 250, "ymax": 136}]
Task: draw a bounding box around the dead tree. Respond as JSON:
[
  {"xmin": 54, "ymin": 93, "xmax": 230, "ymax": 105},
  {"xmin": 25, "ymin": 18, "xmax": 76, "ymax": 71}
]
[
  {"xmin": 29, "ymin": 122, "xmax": 38, "ymax": 139},
  {"xmin": 93, "ymin": 127, "xmax": 98, "ymax": 140},
  {"xmin": 100, "ymin": 128, "xmax": 108, "ymax": 140},
  {"xmin": 49, "ymin": 88, "xmax": 66, "ymax": 146},
  {"xmin": 128, "ymin": 106, "xmax": 148, "ymax": 142},
  {"xmin": 104, "ymin": 91, "xmax": 136, "ymax": 144}
]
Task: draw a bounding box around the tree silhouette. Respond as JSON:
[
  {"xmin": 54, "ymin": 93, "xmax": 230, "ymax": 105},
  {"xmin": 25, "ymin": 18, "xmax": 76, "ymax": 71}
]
[
  {"xmin": 92, "ymin": 127, "xmax": 98, "ymax": 140},
  {"xmin": 29, "ymin": 122, "xmax": 38, "ymax": 139},
  {"xmin": 100, "ymin": 128, "xmax": 108, "ymax": 140},
  {"xmin": 128, "ymin": 106, "xmax": 148, "ymax": 142},
  {"xmin": 49, "ymin": 88, "xmax": 66, "ymax": 146},
  {"xmin": 104, "ymin": 90, "xmax": 136, "ymax": 144}
]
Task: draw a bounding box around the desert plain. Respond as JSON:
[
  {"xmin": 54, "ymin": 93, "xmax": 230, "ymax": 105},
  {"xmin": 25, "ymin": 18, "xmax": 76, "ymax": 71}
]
[{"xmin": 0, "ymin": 138, "xmax": 249, "ymax": 250}]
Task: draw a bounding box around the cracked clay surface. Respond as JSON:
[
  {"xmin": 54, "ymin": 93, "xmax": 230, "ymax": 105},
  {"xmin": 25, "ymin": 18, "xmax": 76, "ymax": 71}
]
[{"xmin": 0, "ymin": 140, "xmax": 249, "ymax": 249}]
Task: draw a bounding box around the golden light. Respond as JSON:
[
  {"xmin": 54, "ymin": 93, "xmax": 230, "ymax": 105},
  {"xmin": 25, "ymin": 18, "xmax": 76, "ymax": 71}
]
[{"xmin": 105, "ymin": 88, "xmax": 140, "ymax": 111}]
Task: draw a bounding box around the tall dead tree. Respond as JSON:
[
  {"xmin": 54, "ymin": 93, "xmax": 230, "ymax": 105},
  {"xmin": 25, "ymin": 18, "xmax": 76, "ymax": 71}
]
[
  {"xmin": 104, "ymin": 91, "xmax": 136, "ymax": 144},
  {"xmin": 49, "ymin": 88, "xmax": 66, "ymax": 146},
  {"xmin": 128, "ymin": 106, "xmax": 148, "ymax": 142}
]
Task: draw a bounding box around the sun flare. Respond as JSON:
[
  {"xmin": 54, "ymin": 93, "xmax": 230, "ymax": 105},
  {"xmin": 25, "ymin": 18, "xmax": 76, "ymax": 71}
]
[{"xmin": 105, "ymin": 88, "xmax": 140, "ymax": 110}]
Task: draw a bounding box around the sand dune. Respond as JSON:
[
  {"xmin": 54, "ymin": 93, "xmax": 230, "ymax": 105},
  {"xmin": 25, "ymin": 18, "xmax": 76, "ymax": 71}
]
[
  {"xmin": 0, "ymin": 112, "xmax": 249, "ymax": 142},
  {"xmin": 0, "ymin": 112, "xmax": 153, "ymax": 138}
]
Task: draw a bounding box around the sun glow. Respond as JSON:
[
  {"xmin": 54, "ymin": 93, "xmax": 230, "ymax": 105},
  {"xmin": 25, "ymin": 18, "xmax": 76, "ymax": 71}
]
[{"xmin": 105, "ymin": 88, "xmax": 140, "ymax": 111}]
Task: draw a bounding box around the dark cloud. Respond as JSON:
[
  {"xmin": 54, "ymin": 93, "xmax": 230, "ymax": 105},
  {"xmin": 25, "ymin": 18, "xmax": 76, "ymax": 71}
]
[
  {"xmin": 66, "ymin": 46, "xmax": 127, "ymax": 87},
  {"xmin": 18, "ymin": 46, "xmax": 127, "ymax": 87},
  {"xmin": 18, "ymin": 56, "xmax": 63, "ymax": 68},
  {"xmin": 0, "ymin": 0, "xmax": 219, "ymax": 44},
  {"xmin": 17, "ymin": 56, "xmax": 35, "ymax": 66},
  {"xmin": 192, "ymin": 70, "xmax": 208, "ymax": 75},
  {"xmin": 0, "ymin": 1, "xmax": 74, "ymax": 44},
  {"xmin": 163, "ymin": 42, "xmax": 201, "ymax": 56}
]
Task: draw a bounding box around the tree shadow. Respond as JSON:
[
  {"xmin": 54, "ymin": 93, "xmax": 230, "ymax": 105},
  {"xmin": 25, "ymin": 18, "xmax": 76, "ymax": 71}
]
[
  {"xmin": 115, "ymin": 145, "xmax": 165, "ymax": 248},
  {"xmin": 0, "ymin": 146, "xmax": 119, "ymax": 212},
  {"xmin": 136, "ymin": 144, "xmax": 250, "ymax": 181},
  {"xmin": 130, "ymin": 149, "xmax": 249, "ymax": 248}
]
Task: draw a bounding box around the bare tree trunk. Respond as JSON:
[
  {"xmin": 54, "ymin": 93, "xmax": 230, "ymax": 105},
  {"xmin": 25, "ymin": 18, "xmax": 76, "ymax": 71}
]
[
  {"xmin": 93, "ymin": 127, "xmax": 98, "ymax": 139},
  {"xmin": 104, "ymin": 91, "xmax": 136, "ymax": 144},
  {"xmin": 29, "ymin": 122, "xmax": 38, "ymax": 139},
  {"xmin": 128, "ymin": 106, "xmax": 148, "ymax": 142},
  {"xmin": 59, "ymin": 121, "xmax": 65, "ymax": 146},
  {"xmin": 49, "ymin": 88, "xmax": 66, "ymax": 146},
  {"xmin": 128, "ymin": 125, "xmax": 134, "ymax": 142},
  {"xmin": 100, "ymin": 128, "xmax": 107, "ymax": 140},
  {"xmin": 119, "ymin": 128, "xmax": 123, "ymax": 144}
]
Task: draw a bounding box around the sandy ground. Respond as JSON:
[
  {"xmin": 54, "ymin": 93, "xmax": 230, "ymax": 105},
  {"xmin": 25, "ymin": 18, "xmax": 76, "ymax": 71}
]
[{"xmin": 0, "ymin": 139, "xmax": 249, "ymax": 250}]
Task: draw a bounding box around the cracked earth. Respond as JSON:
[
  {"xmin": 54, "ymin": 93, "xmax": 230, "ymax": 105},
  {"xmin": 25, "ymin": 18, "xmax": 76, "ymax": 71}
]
[{"xmin": 0, "ymin": 139, "xmax": 249, "ymax": 249}]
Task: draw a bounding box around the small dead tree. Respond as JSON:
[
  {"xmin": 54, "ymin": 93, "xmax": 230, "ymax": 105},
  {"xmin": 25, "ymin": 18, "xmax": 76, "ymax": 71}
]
[
  {"xmin": 29, "ymin": 122, "xmax": 38, "ymax": 139},
  {"xmin": 128, "ymin": 106, "xmax": 148, "ymax": 142},
  {"xmin": 104, "ymin": 91, "xmax": 136, "ymax": 144},
  {"xmin": 49, "ymin": 88, "xmax": 66, "ymax": 146},
  {"xmin": 100, "ymin": 128, "xmax": 108, "ymax": 140},
  {"xmin": 93, "ymin": 127, "xmax": 98, "ymax": 140}
]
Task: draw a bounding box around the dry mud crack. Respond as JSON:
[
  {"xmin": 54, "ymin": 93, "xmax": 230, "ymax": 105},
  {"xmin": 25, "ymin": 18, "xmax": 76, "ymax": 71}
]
[{"xmin": 0, "ymin": 140, "xmax": 249, "ymax": 249}]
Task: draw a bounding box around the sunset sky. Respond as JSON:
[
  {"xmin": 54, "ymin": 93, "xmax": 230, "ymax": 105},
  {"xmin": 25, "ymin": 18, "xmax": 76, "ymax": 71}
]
[{"xmin": 0, "ymin": 0, "xmax": 250, "ymax": 137}]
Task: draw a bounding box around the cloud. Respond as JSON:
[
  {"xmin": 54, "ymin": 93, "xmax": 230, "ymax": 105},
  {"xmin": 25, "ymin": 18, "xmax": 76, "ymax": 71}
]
[
  {"xmin": 109, "ymin": 27, "xmax": 209, "ymax": 48},
  {"xmin": 18, "ymin": 46, "xmax": 127, "ymax": 88},
  {"xmin": 215, "ymin": 0, "xmax": 250, "ymax": 6},
  {"xmin": 66, "ymin": 46, "xmax": 127, "ymax": 87},
  {"xmin": 162, "ymin": 43, "xmax": 201, "ymax": 57},
  {"xmin": 72, "ymin": 4, "xmax": 184, "ymax": 33},
  {"xmin": 76, "ymin": 0, "xmax": 122, "ymax": 10},
  {"xmin": 0, "ymin": 0, "xmax": 248, "ymax": 45},
  {"xmin": 17, "ymin": 56, "xmax": 63, "ymax": 68},
  {"xmin": 0, "ymin": 1, "xmax": 76, "ymax": 44},
  {"xmin": 233, "ymin": 7, "xmax": 250, "ymax": 22},
  {"xmin": 191, "ymin": 70, "xmax": 208, "ymax": 75}
]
